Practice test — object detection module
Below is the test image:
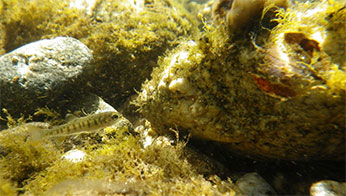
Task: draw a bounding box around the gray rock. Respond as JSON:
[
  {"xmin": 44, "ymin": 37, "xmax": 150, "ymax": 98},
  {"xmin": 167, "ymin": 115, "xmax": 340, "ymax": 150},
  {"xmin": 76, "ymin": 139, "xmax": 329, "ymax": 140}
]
[
  {"xmin": 310, "ymin": 180, "xmax": 346, "ymax": 196},
  {"xmin": 0, "ymin": 37, "xmax": 93, "ymax": 120},
  {"xmin": 236, "ymin": 172, "xmax": 277, "ymax": 196}
]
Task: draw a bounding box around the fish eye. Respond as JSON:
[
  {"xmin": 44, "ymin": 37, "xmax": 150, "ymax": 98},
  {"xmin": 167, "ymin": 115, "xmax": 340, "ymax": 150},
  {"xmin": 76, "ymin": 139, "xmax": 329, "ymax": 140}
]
[{"xmin": 111, "ymin": 113, "xmax": 119, "ymax": 119}]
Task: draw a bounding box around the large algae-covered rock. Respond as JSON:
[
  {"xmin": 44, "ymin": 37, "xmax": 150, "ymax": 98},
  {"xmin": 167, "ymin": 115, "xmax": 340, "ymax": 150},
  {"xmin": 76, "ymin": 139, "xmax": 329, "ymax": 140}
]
[
  {"xmin": 137, "ymin": 0, "xmax": 345, "ymax": 160},
  {"xmin": 0, "ymin": 0, "xmax": 198, "ymax": 110}
]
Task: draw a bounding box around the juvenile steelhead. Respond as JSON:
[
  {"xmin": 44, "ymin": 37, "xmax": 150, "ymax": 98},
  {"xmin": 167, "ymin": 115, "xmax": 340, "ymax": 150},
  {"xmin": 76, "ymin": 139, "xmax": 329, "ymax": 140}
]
[{"xmin": 40, "ymin": 111, "xmax": 120, "ymax": 138}]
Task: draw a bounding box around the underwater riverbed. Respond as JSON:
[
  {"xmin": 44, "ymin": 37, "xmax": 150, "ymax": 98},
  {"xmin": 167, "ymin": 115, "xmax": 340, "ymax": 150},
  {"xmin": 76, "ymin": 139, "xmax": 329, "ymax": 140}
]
[{"xmin": 0, "ymin": 0, "xmax": 345, "ymax": 195}]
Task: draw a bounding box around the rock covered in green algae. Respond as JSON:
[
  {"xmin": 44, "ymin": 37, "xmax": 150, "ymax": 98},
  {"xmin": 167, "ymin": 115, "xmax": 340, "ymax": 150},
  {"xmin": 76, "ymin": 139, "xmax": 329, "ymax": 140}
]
[
  {"xmin": 0, "ymin": 0, "xmax": 198, "ymax": 112},
  {"xmin": 0, "ymin": 37, "xmax": 93, "ymax": 120},
  {"xmin": 136, "ymin": 0, "xmax": 345, "ymax": 160}
]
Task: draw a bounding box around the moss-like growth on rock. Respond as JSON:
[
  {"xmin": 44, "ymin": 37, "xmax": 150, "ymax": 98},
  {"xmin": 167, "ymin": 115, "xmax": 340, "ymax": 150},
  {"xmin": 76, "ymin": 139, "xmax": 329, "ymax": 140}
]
[
  {"xmin": 0, "ymin": 173, "xmax": 17, "ymax": 196},
  {"xmin": 0, "ymin": 126, "xmax": 62, "ymax": 188},
  {"xmin": 0, "ymin": 118, "xmax": 239, "ymax": 195},
  {"xmin": 0, "ymin": 0, "xmax": 198, "ymax": 111},
  {"xmin": 136, "ymin": 0, "xmax": 345, "ymax": 160}
]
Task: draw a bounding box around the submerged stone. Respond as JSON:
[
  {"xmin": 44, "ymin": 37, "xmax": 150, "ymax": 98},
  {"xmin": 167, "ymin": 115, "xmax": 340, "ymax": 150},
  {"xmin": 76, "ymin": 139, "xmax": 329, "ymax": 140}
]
[
  {"xmin": 0, "ymin": 37, "xmax": 93, "ymax": 119},
  {"xmin": 136, "ymin": 0, "xmax": 345, "ymax": 160},
  {"xmin": 0, "ymin": 0, "xmax": 198, "ymax": 110},
  {"xmin": 310, "ymin": 180, "xmax": 346, "ymax": 196},
  {"xmin": 236, "ymin": 172, "xmax": 277, "ymax": 196}
]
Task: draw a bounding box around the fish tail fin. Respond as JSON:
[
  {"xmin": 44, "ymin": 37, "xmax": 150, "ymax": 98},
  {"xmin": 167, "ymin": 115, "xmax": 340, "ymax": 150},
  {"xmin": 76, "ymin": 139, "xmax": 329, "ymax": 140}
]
[
  {"xmin": 28, "ymin": 128, "xmax": 43, "ymax": 142},
  {"xmin": 24, "ymin": 123, "xmax": 47, "ymax": 142}
]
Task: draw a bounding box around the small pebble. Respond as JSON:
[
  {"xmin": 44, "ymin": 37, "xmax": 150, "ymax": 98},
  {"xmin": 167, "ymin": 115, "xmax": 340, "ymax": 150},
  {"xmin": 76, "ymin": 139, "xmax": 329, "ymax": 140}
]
[
  {"xmin": 310, "ymin": 180, "xmax": 346, "ymax": 196},
  {"xmin": 236, "ymin": 172, "xmax": 277, "ymax": 196}
]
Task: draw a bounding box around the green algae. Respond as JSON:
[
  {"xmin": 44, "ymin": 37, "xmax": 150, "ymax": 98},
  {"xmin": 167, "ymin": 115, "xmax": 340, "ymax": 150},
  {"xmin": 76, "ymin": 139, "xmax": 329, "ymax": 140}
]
[
  {"xmin": 0, "ymin": 173, "xmax": 17, "ymax": 196},
  {"xmin": 0, "ymin": 128, "xmax": 62, "ymax": 188},
  {"xmin": 266, "ymin": 0, "xmax": 346, "ymax": 95},
  {"xmin": 0, "ymin": 107, "xmax": 238, "ymax": 195},
  {"xmin": 0, "ymin": 0, "xmax": 199, "ymax": 111},
  {"xmin": 0, "ymin": 118, "xmax": 238, "ymax": 195},
  {"xmin": 136, "ymin": 0, "xmax": 345, "ymax": 160}
]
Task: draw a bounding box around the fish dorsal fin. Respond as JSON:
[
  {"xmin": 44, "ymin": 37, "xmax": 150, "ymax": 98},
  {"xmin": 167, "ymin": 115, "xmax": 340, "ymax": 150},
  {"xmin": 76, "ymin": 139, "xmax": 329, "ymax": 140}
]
[{"xmin": 65, "ymin": 113, "xmax": 79, "ymax": 122}]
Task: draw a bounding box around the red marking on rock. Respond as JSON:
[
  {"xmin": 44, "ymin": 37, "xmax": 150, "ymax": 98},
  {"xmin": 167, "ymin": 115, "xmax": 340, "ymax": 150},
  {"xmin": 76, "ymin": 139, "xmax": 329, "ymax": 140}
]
[{"xmin": 251, "ymin": 74, "xmax": 296, "ymax": 98}]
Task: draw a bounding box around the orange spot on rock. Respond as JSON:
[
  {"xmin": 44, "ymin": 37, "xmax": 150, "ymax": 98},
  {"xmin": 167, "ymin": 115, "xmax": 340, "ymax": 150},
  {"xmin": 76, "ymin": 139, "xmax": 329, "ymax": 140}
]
[{"xmin": 251, "ymin": 74, "xmax": 296, "ymax": 98}]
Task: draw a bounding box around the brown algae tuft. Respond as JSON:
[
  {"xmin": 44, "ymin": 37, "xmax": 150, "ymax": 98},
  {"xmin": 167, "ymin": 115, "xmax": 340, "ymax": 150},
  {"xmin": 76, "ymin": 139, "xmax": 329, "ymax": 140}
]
[{"xmin": 0, "ymin": 111, "xmax": 239, "ymax": 195}]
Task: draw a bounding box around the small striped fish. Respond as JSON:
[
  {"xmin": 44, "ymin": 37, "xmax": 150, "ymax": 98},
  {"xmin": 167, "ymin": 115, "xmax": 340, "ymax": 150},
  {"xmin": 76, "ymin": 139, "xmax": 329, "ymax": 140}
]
[{"xmin": 31, "ymin": 111, "xmax": 120, "ymax": 140}]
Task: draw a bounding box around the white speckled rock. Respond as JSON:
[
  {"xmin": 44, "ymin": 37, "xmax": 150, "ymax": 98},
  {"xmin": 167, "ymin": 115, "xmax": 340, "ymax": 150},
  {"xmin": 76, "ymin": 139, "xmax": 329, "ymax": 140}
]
[
  {"xmin": 310, "ymin": 180, "xmax": 346, "ymax": 196},
  {"xmin": 236, "ymin": 172, "xmax": 277, "ymax": 196},
  {"xmin": 0, "ymin": 37, "xmax": 93, "ymax": 119}
]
